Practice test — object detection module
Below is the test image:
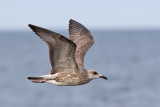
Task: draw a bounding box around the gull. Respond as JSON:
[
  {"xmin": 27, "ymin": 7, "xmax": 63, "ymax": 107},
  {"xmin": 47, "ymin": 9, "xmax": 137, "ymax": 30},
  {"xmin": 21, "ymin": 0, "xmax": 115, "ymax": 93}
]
[{"xmin": 27, "ymin": 19, "xmax": 107, "ymax": 86}]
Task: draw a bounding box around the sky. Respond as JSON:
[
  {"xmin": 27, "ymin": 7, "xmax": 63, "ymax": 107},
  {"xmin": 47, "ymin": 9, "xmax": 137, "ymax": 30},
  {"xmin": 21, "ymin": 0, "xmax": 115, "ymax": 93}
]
[{"xmin": 0, "ymin": 0, "xmax": 160, "ymax": 31}]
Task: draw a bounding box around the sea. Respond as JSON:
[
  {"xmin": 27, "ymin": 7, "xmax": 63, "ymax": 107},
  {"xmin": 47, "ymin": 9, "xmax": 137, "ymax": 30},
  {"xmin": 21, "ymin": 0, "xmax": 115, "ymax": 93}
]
[{"xmin": 0, "ymin": 30, "xmax": 160, "ymax": 107}]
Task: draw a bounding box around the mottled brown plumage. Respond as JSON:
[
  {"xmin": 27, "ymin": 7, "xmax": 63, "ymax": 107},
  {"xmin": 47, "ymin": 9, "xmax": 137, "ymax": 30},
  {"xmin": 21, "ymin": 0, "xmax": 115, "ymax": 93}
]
[
  {"xmin": 27, "ymin": 19, "xmax": 107, "ymax": 86},
  {"xmin": 69, "ymin": 19, "xmax": 94, "ymax": 68},
  {"xmin": 28, "ymin": 24, "xmax": 78, "ymax": 74}
]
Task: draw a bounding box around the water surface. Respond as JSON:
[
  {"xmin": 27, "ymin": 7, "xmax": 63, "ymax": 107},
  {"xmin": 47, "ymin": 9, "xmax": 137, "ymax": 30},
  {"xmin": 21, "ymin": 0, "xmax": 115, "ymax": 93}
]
[{"xmin": 0, "ymin": 30, "xmax": 160, "ymax": 107}]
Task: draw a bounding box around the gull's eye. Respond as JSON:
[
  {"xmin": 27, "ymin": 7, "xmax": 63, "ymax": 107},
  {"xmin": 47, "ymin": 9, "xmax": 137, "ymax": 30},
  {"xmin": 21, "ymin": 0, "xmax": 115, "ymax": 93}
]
[{"xmin": 93, "ymin": 72, "xmax": 98, "ymax": 75}]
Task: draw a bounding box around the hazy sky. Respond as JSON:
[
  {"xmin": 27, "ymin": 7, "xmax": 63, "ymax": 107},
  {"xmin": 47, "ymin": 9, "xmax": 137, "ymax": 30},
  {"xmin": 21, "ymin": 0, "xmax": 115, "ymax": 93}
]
[{"xmin": 0, "ymin": 0, "xmax": 160, "ymax": 31}]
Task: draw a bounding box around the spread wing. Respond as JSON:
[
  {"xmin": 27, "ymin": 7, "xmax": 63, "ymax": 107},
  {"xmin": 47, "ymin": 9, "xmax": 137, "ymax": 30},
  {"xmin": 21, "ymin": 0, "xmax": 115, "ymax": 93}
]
[
  {"xmin": 28, "ymin": 24, "xmax": 78, "ymax": 74},
  {"xmin": 69, "ymin": 19, "xmax": 94, "ymax": 68}
]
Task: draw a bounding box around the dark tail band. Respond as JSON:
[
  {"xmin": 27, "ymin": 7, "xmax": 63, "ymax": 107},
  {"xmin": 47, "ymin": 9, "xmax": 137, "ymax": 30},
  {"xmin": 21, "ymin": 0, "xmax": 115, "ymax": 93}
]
[{"xmin": 27, "ymin": 77, "xmax": 46, "ymax": 83}]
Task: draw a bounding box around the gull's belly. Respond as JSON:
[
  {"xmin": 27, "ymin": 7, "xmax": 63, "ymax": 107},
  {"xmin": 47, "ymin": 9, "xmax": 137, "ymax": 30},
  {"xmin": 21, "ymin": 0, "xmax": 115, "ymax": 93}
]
[
  {"xmin": 46, "ymin": 77, "xmax": 83, "ymax": 86},
  {"xmin": 46, "ymin": 80, "xmax": 63, "ymax": 85},
  {"xmin": 46, "ymin": 73, "xmax": 89, "ymax": 86},
  {"xmin": 46, "ymin": 80, "xmax": 79, "ymax": 86}
]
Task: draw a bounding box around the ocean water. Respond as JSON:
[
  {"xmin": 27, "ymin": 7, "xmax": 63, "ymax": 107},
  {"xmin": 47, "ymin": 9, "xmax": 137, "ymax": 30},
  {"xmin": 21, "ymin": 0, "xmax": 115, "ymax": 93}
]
[{"xmin": 0, "ymin": 30, "xmax": 160, "ymax": 107}]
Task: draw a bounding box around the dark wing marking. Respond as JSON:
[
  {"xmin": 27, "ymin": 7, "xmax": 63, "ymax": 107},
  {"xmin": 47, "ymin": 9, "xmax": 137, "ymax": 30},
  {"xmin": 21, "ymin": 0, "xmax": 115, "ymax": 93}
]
[
  {"xmin": 28, "ymin": 24, "xmax": 78, "ymax": 74},
  {"xmin": 69, "ymin": 19, "xmax": 94, "ymax": 68}
]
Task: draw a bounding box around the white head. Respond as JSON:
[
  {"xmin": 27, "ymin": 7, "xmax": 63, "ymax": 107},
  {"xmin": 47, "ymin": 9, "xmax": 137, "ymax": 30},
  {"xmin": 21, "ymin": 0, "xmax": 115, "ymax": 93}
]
[{"xmin": 87, "ymin": 69, "xmax": 108, "ymax": 80}]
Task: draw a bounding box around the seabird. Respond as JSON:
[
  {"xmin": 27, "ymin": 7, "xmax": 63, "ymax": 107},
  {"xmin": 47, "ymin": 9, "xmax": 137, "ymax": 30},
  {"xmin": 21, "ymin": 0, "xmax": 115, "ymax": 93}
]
[{"xmin": 27, "ymin": 19, "xmax": 107, "ymax": 86}]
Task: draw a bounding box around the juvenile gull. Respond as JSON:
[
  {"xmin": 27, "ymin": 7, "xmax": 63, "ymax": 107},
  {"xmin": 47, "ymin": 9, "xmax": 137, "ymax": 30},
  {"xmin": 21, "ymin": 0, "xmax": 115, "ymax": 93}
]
[{"xmin": 27, "ymin": 19, "xmax": 107, "ymax": 86}]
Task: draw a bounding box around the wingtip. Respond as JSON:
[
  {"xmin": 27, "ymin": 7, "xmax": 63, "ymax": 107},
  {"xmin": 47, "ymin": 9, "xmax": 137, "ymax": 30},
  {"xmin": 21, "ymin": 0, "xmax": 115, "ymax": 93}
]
[
  {"xmin": 69, "ymin": 19, "xmax": 74, "ymax": 21},
  {"xmin": 28, "ymin": 24, "xmax": 35, "ymax": 29},
  {"xmin": 28, "ymin": 24, "xmax": 32, "ymax": 27},
  {"xmin": 69, "ymin": 19, "xmax": 77, "ymax": 23},
  {"xmin": 28, "ymin": 24, "xmax": 38, "ymax": 32}
]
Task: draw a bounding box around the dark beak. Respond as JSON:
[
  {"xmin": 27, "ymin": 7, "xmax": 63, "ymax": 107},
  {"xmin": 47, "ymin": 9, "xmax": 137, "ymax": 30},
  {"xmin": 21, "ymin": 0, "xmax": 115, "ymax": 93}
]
[{"xmin": 100, "ymin": 75, "xmax": 108, "ymax": 80}]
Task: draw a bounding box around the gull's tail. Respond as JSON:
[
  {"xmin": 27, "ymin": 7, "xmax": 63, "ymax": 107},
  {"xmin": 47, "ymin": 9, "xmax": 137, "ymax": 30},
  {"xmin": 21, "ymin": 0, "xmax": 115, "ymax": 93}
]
[{"xmin": 27, "ymin": 77, "xmax": 46, "ymax": 83}]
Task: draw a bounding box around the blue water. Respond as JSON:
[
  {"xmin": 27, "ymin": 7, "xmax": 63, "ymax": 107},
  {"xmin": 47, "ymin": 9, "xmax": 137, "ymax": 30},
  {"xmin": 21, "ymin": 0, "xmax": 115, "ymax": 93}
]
[{"xmin": 0, "ymin": 30, "xmax": 160, "ymax": 107}]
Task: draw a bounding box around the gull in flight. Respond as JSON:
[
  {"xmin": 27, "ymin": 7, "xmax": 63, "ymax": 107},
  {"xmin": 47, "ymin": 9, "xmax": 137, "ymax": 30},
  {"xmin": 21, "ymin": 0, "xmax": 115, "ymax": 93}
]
[{"xmin": 27, "ymin": 19, "xmax": 107, "ymax": 86}]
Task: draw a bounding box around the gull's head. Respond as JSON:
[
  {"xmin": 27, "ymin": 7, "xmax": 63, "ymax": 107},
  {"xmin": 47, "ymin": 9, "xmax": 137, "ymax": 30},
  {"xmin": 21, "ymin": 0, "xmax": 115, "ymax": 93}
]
[{"xmin": 87, "ymin": 69, "xmax": 108, "ymax": 80}]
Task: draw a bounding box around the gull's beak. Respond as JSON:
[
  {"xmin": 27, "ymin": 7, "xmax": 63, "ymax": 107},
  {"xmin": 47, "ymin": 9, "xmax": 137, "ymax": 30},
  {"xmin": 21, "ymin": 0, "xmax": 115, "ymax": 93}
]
[{"xmin": 100, "ymin": 75, "xmax": 108, "ymax": 80}]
